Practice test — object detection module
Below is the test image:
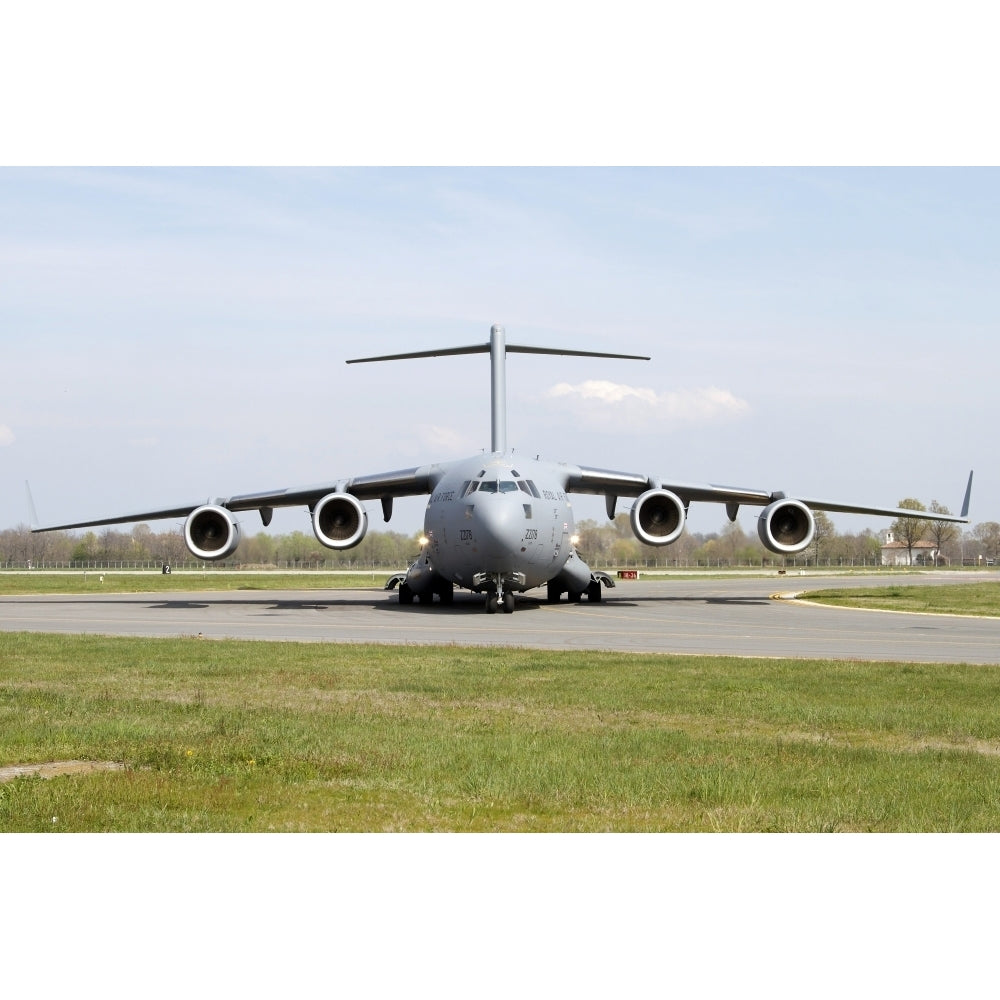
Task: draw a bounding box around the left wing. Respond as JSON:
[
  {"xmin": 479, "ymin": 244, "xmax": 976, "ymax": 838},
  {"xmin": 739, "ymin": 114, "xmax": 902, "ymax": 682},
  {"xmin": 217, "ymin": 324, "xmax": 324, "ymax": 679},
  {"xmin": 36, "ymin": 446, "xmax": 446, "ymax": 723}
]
[
  {"xmin": 563, "ymin": 465, "xmax": 972, "ymax": 521},
  {"xmin": 562, "ymin": 464, "xmax": 972, "ymax": 553}
]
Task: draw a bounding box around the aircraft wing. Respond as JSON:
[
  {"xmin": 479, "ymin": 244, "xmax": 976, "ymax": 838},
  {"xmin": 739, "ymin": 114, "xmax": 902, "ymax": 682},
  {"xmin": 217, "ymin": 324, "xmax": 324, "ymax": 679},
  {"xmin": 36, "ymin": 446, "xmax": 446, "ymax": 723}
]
[
  {"xmin": 30, "ymin": 465, "xmax": 442, "ymax": 533},
  {"xmin": 564, "ymin": 466, "xmax": 773, "ymax": 504},
  {"xmin": 563, "ymin": 466, "xmax": 973, "ymax": 523}
]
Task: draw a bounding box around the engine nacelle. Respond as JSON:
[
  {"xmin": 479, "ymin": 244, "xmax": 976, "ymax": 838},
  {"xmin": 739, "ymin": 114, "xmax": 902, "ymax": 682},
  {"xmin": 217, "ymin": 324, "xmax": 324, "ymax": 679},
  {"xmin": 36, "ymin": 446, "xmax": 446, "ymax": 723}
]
[
  {"xmin": 757, "ymin": 499, "xmax": 815, "ymax": 554},
  {"xmin": 630, "ymin": 489, "xmax": 686, "ymax": 546},
  {"xmin": 184, "ymin": 505, "xmax": 241, "ymax": 561},
  {"xmin": 312, "ymin": 492, "xmax": 368, "ymax": 550}
]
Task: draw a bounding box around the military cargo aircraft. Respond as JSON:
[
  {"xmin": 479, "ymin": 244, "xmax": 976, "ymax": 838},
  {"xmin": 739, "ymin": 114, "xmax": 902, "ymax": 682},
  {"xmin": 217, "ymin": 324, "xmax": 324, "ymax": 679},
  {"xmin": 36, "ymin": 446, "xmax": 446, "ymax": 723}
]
[{"xmin": 32, "ymin": 324, "xmax": 973, "ymax": 613}]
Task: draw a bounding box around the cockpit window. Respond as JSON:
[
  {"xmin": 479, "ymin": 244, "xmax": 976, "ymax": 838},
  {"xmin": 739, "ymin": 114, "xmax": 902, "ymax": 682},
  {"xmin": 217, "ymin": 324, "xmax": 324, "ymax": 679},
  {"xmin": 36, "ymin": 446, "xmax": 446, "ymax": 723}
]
[{"xmin": 474, "ymin": 479, "xmax": 519, "ymax": 494}]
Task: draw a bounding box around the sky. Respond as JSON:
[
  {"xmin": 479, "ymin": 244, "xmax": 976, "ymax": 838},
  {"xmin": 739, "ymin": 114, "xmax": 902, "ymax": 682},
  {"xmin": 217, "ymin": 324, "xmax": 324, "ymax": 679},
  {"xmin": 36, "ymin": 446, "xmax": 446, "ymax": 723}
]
[
  {"xmin": 2, "ymin": 166, "xmax": 996, "ymax": 541},
  {"xmin": 2, "ymin": 3, "xmax": 998, "ymax": 545}
]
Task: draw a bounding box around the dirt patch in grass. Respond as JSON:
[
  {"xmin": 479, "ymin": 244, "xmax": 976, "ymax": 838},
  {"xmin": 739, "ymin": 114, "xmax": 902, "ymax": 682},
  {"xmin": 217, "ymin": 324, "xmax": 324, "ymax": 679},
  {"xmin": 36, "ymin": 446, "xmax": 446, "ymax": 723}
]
[{"xmin": 0, "ymin": 761, "xmax": 125, "ymax": 783}]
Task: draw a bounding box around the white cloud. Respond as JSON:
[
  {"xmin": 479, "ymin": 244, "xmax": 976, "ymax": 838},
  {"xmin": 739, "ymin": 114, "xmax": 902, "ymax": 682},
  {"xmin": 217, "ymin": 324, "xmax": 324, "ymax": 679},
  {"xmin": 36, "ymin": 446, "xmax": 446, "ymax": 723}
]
[
  {"xmin": 417, "ymin": 424, "xmax": 479, "ymax": 455},
  {"xmin": 0, "ymin": 425, "xmax": 14, "ymax": 446},
  {"xmin": 545, "ymin": 381, "xmax": 750, "ymax": 429}
]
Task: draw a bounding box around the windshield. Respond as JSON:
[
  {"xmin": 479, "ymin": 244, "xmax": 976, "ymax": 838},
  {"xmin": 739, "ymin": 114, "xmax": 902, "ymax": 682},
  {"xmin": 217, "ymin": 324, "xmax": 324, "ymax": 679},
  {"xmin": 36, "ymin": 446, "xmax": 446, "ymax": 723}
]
[{"xmin": 475, "ymin": 480, "xmax": 519, "ymax": 494}]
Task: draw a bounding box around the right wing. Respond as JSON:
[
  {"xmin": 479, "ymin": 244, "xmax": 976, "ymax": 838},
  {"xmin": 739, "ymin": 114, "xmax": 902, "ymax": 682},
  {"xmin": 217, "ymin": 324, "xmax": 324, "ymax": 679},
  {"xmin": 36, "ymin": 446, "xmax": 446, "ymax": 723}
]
[{"xmin": 30, "ymin": 464, "xmax": 444, "ymax": 533}]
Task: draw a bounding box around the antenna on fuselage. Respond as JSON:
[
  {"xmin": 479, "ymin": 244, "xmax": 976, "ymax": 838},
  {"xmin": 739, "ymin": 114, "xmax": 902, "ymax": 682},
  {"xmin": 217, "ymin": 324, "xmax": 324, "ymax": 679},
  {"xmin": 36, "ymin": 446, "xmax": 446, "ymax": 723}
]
[{"xmin": 347, "ymin": 324, "xmax": 649, "ymax": 454}]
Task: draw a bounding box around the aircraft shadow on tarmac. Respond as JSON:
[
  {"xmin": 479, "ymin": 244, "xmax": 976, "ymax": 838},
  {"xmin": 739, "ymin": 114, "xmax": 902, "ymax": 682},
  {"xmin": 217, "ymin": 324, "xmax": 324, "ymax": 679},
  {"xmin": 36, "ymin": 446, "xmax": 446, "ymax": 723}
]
[
  {"xmin": 11, "ymin": 592, "xmax": 772, "ymax": 616},
  {"xmin": 149, "ymin": 593, "xmax": 773, "ymax": 614}
]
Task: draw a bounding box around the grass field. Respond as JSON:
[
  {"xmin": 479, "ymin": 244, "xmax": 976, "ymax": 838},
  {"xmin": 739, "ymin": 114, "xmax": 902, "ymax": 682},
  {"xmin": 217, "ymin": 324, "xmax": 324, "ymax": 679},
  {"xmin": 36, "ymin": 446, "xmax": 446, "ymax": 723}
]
[
  {"xmin": 3, "ymin": 631, "xmax": 999, "ymax": 832},
  {"xmin": 805, "ymin": 582, "xmax": 1000, "ymax": 617}
]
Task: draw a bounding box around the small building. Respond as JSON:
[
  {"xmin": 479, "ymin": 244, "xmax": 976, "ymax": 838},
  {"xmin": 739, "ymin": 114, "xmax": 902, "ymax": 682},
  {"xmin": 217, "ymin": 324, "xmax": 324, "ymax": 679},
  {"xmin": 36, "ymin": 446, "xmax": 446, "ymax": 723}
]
[{"xmin": 880, "ymin": 530, "xmax": 940, "ymax": 567}]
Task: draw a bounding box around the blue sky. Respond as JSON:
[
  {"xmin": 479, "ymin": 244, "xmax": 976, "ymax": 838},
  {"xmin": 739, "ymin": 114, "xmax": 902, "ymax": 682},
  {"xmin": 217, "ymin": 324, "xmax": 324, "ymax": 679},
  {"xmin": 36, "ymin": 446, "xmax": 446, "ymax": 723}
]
[{"xmin": 3, "ymin": 166, "xmax": 996, "ymax": 539}]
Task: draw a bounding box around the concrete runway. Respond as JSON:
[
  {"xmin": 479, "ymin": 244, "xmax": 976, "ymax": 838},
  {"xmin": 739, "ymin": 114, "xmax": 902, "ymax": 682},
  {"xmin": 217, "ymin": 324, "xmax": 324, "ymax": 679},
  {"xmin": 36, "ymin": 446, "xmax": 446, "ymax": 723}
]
[{"xmin": 2, "ymin": 573, "xmax": 999, "ymax": 663}]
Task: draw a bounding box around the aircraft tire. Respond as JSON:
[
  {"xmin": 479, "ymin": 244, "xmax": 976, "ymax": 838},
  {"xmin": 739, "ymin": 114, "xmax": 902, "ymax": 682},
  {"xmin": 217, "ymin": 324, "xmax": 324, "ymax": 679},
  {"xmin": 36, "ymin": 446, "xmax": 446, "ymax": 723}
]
[
  {"xmin": 399, "ymin": 583, "xmax": 414, "ymax": 605},
  {"xmin": 586, "ymin": 580, "xmax": 602, "ymax": 602},
  {"xmin": 486, "ymin": 594, "xmax": 499, "ymax": 614},
  {"xmin": 502, "ymin": 591, "xmax": 515, "ymax": 613},
  {"xmin": 546, "ymin": 581, "xmax": 561, "ymax": 603}
]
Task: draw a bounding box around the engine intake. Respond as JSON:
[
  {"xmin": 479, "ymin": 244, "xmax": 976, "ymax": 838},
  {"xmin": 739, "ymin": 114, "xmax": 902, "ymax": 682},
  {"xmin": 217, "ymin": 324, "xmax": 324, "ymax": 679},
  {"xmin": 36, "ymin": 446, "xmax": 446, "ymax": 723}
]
[
  {"xmin": 312, "ymin": 492, "xmax": 368, "ymax": 550},
  {"xmin": 185, "ymin": 505, "xmax": 241, "ymax": 561},
  {"xmin": 630, "ymin": 489, "xmax": 686, "ymax": 546},
  {"xmin": 757, "ymin": 499, "xmax": 815, "ymax": 554}
]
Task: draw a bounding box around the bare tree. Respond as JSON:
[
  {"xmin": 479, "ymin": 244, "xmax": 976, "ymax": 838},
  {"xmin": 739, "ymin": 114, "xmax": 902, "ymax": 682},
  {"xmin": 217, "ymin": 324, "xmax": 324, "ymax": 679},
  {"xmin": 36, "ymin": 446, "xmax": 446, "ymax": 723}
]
[
  {"xmin": 811, "ymin": 510, "xmax": 836, "ymax": 565},
  {"xmin": 891, "ymin": 499, "xmax": 928, "ymax": 566},
  {"xmin": 719, "ymin": 521, "xmax": 749, "ymax": 564},
  {"xmin": 974, "ymin": 522, "xmax": 1000, "ymax": 564},
  {"xmin": 927, "ymin": 501, "xmax": 958, "ymax": 565}
]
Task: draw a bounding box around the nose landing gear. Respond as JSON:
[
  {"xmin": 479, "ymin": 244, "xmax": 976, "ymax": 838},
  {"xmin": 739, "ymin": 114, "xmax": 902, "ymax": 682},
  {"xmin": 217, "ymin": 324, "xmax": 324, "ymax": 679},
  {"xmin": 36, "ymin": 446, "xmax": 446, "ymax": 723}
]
[{"xmin": 484, "ymin": 575, "xmax": 517, "ymax": 614}]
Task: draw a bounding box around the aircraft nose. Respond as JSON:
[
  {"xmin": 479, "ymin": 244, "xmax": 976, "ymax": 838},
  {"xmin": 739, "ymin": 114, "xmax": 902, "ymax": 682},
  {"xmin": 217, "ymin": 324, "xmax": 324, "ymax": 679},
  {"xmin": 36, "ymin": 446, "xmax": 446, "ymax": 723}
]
[{"xmin": 472, "ymin": 495, "xmax": 520, "ymax": 559}]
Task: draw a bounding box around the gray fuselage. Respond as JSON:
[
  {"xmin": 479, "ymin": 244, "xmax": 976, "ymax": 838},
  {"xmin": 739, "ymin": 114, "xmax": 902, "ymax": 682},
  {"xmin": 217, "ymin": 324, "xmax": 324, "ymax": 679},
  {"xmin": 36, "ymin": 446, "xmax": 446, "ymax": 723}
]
[{"xmin": 421, "ymin": 452, "xmax": 577, "ymax": 592}]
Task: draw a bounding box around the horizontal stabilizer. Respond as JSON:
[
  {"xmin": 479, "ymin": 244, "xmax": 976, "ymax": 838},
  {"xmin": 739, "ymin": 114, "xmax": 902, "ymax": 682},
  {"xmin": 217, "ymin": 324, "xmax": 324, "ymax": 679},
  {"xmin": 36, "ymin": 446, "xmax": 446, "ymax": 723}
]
[
  {"xmin": 347, "ymin": 343, "xmax": 492, "ymax": 364},
  {"xmin": 348, "ymin": 325, "xmax": 649, "ymax": 453},
  {"xmin": 506, "ymin": 344, "xmax": 649, "ymax": 361},
  {"xmin": 347, "ymin": 343, "xmax": 649, "ymax": 364}
]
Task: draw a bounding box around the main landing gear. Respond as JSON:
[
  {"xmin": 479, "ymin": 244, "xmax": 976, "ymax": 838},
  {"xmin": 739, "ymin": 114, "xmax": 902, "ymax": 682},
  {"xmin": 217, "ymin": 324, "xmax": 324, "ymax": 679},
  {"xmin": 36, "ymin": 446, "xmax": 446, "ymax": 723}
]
[
  {"xmin": 546, "ymin": 574, "xmax": 612, "ymax": 604},
  {"xmin": 393, "ymin": 577, "xmax": 454, "ymax": 605}
]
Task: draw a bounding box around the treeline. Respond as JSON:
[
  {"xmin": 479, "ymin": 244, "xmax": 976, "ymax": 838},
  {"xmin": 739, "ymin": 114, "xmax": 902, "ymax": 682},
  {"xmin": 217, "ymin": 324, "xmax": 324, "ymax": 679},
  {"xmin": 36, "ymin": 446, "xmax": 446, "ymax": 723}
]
[
  {"xmin": 0, "ymin": 523, "xmax": 424, "ymax": 569},
  {"xmin": 5, "ymin": 514, "xmax": 1000, "ymax": 570}
]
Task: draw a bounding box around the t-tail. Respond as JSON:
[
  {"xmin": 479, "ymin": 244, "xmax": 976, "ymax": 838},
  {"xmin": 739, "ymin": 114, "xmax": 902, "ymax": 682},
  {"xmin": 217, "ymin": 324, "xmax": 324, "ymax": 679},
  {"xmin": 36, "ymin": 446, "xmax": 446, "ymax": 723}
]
[{"xmin": 347, "ymin": 324, "xmax": 649, "ymax": 453}]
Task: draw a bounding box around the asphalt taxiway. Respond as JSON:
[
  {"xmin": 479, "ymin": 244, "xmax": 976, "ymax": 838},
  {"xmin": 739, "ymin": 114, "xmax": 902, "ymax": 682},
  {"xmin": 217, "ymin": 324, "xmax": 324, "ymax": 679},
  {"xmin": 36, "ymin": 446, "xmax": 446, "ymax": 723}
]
[{"xmin": 2, "ymin": 573, "xmax": 999, "ymax": 663}]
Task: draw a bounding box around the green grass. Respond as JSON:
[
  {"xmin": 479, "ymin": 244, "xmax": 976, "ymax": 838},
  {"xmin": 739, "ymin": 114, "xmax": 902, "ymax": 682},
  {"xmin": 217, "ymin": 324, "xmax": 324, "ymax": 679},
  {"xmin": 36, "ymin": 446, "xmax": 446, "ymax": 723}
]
[
  {"xmin": 804, "ymin": 582, "xmax": 1000, "ymax": 617},
  {"xmin": 0, "ymin": 571, "xmax": 388, "ymax": 596},
  {"xmin": 3, "ymin": 632, "xmax": 999, "ymax": 832}
]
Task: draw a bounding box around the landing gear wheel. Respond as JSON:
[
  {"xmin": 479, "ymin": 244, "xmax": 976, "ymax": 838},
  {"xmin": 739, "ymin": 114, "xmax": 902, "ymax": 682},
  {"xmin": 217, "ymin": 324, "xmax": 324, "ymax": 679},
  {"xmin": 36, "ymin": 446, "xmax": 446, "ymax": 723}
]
[
  {"xmin": 399, "ymin": 583, "xmax": 414, "ymax": 605},
  {"xmin": 546, "ymin": 581, "xmax": 561, "ymax": 603},
  {"xmin": 486, "ymin": 594, "xmax": 499, "ymax": 614},
  {"xmin": 569, "ymin": 590, "xmax": 583, "ymax": 603},
  {"xmin": 586, "ymin": 580, "xmax": 602, "ymax": 602},
  {"xmin": 502, "ymin": 591, "xmax": 515, "ymax": 614}
]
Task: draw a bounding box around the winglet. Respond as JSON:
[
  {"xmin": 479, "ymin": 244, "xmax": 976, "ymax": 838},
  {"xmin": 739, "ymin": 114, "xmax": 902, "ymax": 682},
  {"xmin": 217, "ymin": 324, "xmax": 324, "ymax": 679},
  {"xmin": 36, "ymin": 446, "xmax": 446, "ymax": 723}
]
[
  {"xmin": 25, "ymin": 481, "xmax": 41, "ymax": 531},
  {"xmin": 961, "ymin": 470, "xmax": 974, "ymax": 520}
]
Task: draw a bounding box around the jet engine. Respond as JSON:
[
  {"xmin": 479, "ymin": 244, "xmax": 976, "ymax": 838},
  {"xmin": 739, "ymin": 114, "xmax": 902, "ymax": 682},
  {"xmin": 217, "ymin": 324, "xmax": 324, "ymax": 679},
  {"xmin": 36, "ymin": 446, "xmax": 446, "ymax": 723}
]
[
  {"xmin": 184, "ymin": 505, "xmax": 242, "ymax": 561},
  {"xmin": 312, "ymin": 492, "xmax": 368, "ymax": 550},
  {"xmin": 630, "ymin": 489, "xmax": 686, "ymax": 546},
  {"xmin": 757, "ymin": 499, "xmax": 815, "ymax": 554}
]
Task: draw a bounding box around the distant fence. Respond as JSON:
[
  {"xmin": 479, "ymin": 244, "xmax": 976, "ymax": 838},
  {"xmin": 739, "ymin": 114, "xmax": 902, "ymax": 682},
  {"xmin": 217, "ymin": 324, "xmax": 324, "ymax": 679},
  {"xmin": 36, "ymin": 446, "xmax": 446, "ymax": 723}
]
[
  {"xmin": 0, "ymin": 560, "xmax": 410, "ymax": 572},
  {"xmin": 0, "ymin": 556, "xmax": 939, "ymax": 572}
]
